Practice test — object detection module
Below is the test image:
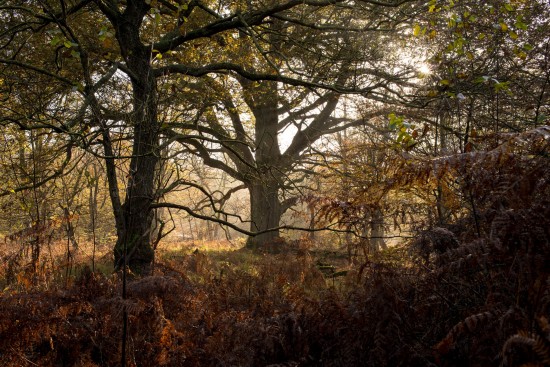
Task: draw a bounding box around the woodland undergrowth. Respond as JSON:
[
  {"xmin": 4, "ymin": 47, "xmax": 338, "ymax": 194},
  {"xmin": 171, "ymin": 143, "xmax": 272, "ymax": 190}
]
[{"xmin": 0, "ymin": 128, "xmax": 549, "ymax": 366}]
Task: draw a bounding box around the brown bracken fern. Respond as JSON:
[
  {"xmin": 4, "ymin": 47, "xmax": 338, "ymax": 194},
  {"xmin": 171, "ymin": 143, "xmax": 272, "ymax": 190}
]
[{"xmin": 0, "ymin": 127, "xmax": 548, "ymax": 366}]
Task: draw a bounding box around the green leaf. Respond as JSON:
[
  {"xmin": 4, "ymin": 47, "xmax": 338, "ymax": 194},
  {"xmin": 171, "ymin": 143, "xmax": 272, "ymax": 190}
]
[
  {"xmin": 454, "ymin": 37, "xmax": 464, "ymax": 51},
  {"xmin": 515, "ymin": 17, "xmax": 528, "ymax": 30},
  {"xmin": 536, "ymin": 114, "xmax": 547, "ymax": 124},
  {"xmin": 98, "ymin": 27, "xmax": 113, "ymax": 42},
  {"xmin": 50, "ymin": 36, "xmax": 62, "ymax": 46},
  {"xmin": 494, "ymin": 81, "xmax": 510, "ymax": 93}
]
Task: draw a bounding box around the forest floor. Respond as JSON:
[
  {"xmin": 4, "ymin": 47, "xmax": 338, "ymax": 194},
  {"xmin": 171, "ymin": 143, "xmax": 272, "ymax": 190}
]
[{"xmin": 0, "ymin": 233, "xmax": 548, "ymax": 367}]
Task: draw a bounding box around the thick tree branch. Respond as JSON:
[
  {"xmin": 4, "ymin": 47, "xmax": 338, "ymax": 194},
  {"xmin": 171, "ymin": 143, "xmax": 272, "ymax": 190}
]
[{"xmin": 155, "ymin": 62, "xmax": 384, "ymax": 94}]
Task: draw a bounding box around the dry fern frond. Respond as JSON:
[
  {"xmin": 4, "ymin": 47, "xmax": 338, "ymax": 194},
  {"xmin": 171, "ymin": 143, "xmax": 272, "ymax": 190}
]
[
  {"xmin": 126, "ymin": 275, "xmax": 182, "ymax": 299},
  {"xmin": 264, "ymin": 362, "xmax": 299, "ymax": 367},
  {"xmin": 436, "ymin": 310, "xmax": 501, "ymax": 355},
  {"xmin": 501, "ymin": 331, "xmax": 550, "ymax": 367}
]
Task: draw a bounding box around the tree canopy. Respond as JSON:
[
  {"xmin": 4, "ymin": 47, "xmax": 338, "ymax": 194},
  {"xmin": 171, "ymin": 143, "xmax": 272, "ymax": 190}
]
[{"xmin": 1, "ymin": 0, "xmax": 424, "ymax": 274}]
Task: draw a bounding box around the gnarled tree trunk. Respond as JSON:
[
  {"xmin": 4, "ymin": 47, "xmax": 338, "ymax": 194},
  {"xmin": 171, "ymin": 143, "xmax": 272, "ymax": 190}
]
[
  {"xmin": 244, "ymin": 81, "xmax": 284, "ymax": 248},
  {"xmin": 247, "ymin": 179, "xmax": 282, "ymax": 248},
  {"xmin": 110, "ymin": 4, "xmax": 159, "ymax": 275}
]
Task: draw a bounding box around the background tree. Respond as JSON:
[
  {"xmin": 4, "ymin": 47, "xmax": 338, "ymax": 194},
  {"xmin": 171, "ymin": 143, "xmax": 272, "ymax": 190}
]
[
  {"xmin": 413, "ymin": 0, "xmax": 549, "ymax": 145},
  {"xmin": 408, "ymin": 0, "xmax": 550, "ymax": 227},
  {"xmin": 305, "ymin": 0, "xmax": 549, "ymax": 259},
  {"xmin": 157, "ymin": 1, "xmax": 421, "ymax": 247}
]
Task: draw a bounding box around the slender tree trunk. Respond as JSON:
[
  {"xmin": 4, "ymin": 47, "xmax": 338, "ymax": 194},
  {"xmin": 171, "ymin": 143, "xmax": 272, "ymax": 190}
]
[
  {"xmin": 435, "ymin": 113, "xmax": 448, "ymax": 226},
  {"xmin": 89, "ymin": 177, "xmax": 98, "ymax": 272},
  {"xmin": 308, "ymin": 205, "xmax": 316, "ymax": 241},
  {"xmin": 371, "ymin": 206, "xmax": 386, "ymax": 251}
]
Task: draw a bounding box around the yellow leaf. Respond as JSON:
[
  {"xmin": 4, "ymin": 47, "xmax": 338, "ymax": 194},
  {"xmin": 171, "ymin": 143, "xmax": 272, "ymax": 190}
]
[
  {"xmin": 500, "ymin": 22, "xmax": 508, "ymax": 31},
  {"xmin": 509, "ymin": 31, "xmax": 518, "ymax": 40},
  {"xmin": 440, "ymin": 79, "xmax": 451, "ymax": 86},
  {"xmin": 413, "ymin": 24, "xmax": 422, "ymax": 37},
  {"xmin": 102, "ymin": 37, "xmax": 113, "ymax": 48}
]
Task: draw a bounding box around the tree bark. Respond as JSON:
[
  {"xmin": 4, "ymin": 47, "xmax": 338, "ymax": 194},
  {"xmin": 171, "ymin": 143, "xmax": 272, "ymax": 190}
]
[
  {"xmin": 247, "ymin": 179, "xmax": 282, "ymax": 248},
  {"xmin": 111, "ymin": 2, "xmax": 159, "ymax": 275},
  {"xmin": 244, "ymin": 81, "xmax": 284, "ymax": 248},
  {"xmin": 370, "ymin": 206, "xmax": 386, "ymax": 251},
  {"xmin": 113, "ymin": 77, "xmax": 159, "ymax": 275}
]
